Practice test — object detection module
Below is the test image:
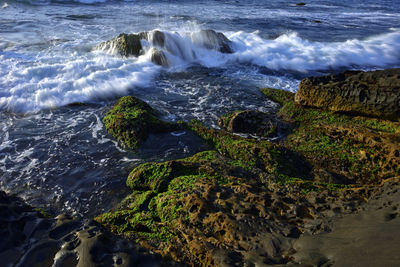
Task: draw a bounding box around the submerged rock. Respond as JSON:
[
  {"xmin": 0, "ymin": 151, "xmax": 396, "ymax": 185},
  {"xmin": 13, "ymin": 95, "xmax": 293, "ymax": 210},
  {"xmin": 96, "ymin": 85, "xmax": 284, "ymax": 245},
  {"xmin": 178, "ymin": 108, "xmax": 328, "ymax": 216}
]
[
  {"xmin": 295, "ymin": 68, "xmax": 400, "ymax": 121},
  {"xmin": 96, "ymin": 33, "xmax": 144, "ymax": 57},
  {"xmin": 150, "ymin": 48, "xmax": 169, "ymax": 67},
  {"xmin": 103, "ymin": 96, "xmax": 178, "ymax": 149},
  {"xmin": 190, "ymin": 29, "xmax": 233, "ymax": 53},
  {"xmin": 218, "ymin": 110, "xmax": 278, "ymax": 137},
  {"xmin": 96, "ymin": 29, "xmax": 234, "ymax": 67}
]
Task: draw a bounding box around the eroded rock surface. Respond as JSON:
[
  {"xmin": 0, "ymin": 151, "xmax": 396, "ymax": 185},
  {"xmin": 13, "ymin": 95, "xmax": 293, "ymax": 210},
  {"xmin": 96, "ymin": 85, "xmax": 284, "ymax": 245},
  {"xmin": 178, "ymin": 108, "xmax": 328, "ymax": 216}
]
[
  {"xmin": 0, "ymin": 191, "xmax": 168, "ymax": 267},
  {"xmin": 263, "ymin": 87, "xmax": 400, "ymax": 184},
  {"xmin": 294, "ymin": 179, "xmax": 400, "ymax": 267},
  {"xmin": 96, "ymin": 84, "xmax": 400, "ymax": 266},
  {"xmin": 96, "ymin": 115, "xmax": 384, "ymax": 266},
  {"xmin": 295, "ymin": 68, "xmax": 400, "ymax": 121}
]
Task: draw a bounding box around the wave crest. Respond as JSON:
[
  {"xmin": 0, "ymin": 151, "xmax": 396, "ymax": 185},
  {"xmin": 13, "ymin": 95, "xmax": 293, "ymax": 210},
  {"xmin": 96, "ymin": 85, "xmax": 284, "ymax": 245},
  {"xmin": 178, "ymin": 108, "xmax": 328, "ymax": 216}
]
[{"xmin": 1, "ymin": 28, "xmax": 399, "ymax": 112}]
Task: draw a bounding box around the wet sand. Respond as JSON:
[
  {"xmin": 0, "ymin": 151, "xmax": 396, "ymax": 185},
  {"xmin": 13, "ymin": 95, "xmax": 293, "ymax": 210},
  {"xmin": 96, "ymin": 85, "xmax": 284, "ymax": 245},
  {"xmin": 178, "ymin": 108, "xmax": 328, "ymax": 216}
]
[{"xmin": 294, "ymin": 179, "xmax": 400, "ymax": 266}]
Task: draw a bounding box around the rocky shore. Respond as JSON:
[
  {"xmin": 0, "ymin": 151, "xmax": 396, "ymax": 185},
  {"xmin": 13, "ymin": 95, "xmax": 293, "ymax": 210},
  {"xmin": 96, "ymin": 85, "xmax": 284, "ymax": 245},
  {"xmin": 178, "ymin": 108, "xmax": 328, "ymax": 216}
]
[
  {"xmin": 2, "ymin": 68, "xmax": 399, "ymax": 266},
  {"xmin": 96, "ymin": 68, "xmax": 400, "ymax": 266},
  {"xmin": 0, "ymin": 190, "xmax": 172, "ymax": 266}
]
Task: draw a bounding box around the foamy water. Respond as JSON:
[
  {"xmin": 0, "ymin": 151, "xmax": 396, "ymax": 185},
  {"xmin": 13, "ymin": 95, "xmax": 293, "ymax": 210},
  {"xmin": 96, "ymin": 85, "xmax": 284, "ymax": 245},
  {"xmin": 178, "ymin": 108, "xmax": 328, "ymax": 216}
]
[
  {"xmin": 1, "ymin": 29, "xmax": 399, "ymax": 112},
  {"xmin": 0, "ymin": 0, "xmax": 399, "ymax": 217}
]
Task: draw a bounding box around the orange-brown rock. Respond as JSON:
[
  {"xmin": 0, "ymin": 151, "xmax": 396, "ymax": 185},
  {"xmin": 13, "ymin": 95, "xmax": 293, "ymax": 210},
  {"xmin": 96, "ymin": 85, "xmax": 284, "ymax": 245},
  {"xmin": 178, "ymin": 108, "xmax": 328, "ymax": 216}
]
[{"xmin": 295, "ymin": 68, "xmax": 400, "ymax": 121}]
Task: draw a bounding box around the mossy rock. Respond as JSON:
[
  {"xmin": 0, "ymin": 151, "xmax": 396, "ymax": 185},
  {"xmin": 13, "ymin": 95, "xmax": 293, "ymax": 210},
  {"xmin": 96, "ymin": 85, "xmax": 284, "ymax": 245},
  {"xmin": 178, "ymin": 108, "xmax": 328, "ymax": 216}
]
[
  {"xmin": 188, "ymin": 119, "xmax": 311, "ymax": 179},
  {"xmin": 103, "ymin": 96, "xmax": 178, "ymax": 149},
  {"xmin": 127, "ymin": 160, "xmax": 202, "ymax": 192},
  {"xmin": 262, "ymin": 88, "xmax": 400, "ymax": 184},
  {"xmin": 97, "ymin": 92, "xmax": 394, "ymax": 266},
  {"xmin": 95, "ymin": 146, "xmax": 365, "ymax": 266},
  {"xmin": 94, "ymin": 150, "xmax": 249, "ymax": 256},
  {"xmin": 97, "ymin": 33, "xmax": 145, "ymax": 57}
]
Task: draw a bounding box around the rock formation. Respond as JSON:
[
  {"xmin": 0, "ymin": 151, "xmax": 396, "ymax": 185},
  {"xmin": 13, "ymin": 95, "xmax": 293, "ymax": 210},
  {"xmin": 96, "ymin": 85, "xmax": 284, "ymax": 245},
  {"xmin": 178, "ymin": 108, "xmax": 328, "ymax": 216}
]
[
  {"xmin": 96, "ymin": 29, "xmax": 234, "ymax": 66},
  {"xmin": 295, "ymin": 68, "xmax": 400, "ymax": 121},
  {"xmin": 218, "ymin": 110, "xmax": 278, "ymax": 137},
  {"xmin": 7, "ymin": 68, "xmax": 399, "ymax": 266},
  {"xmin": 0, "ymin": 191, "xmax": 168, "ymax": 267},
  {"xmin": 96, "ymin": 33, "xmax": 145, "ymax": 57},
  {"xmin": 190, "ymin": 29, "xmax": 233, "ymax": 54},
  {"xmin": 97, "ymin": 84, "xmax": 400, "ymax": 265},
  {"xmin": 102, "ymin": 96, "xmax": 179, "ymax": 149}
]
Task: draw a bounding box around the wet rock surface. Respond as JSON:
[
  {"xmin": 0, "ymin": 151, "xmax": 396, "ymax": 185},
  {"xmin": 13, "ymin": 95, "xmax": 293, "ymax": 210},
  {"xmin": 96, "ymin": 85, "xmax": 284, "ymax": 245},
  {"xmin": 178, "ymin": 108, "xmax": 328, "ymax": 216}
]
[
  {"xmin": 102, "ymin": 96, "xmax": 179, "ymax": 150},
  {"xmin": 96, "ymin": 29, "xmax": 233, "ymax": 66},
  {"xmin": 190, "ymin": 29, "xmax": 233, "ymax": 54},
  {"xmin": 294, "ymin": 179, "xmax": 400, "ymax": 267},
  {"xmin": 263, "ymin": 87, "xmax": 400, "ymax": 185},
  {"xmin": 96, "ymin": 33, "xmax": 145, "ymax": 57},
  {"xmin": 5, "ymin": 72, "xmax": 400, "ymax": 266},
  {"xmin": 295, "ymin": 68, "xmax": 400, "ymax": 121},
  {"xmin": 96, "ymin": 84, "xmax": 400, "ymax": 266},
  {"xmin": 0, "ymin": 191, "xmax": 170, "ymax": 267},
  {"xmin": 95, "ymin": 148, "xmax": 371, "ymax": 266},
  {"xmin": 218, "ymin": 110, "xmax": 278, "ymax": 137}
]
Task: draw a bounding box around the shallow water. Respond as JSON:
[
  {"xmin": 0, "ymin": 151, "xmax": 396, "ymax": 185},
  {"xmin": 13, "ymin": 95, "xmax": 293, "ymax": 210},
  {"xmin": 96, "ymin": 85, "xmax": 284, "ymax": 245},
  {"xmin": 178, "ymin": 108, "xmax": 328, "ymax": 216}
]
[{"xmin": 0, "ymin": 0, "xmax": 399, "ymax": 217}]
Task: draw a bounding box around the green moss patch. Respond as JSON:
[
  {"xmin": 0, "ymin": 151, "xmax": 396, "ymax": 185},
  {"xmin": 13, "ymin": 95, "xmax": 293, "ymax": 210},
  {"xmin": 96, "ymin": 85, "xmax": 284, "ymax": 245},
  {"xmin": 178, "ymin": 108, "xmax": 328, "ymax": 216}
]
[
  {"xmin": 96, "ymin": 91, "xmax": 400, "ymax": 265},
  {"xmin": 262, "ymin": 88, "xmax": 400, "ymax": 184},
  {"xmin": 103, "ymin": 96, "xmax": 178, "ymax": 149},
  {"xmin": 188, "ymin": 119, "xmax": 311, "ymax": 179}
]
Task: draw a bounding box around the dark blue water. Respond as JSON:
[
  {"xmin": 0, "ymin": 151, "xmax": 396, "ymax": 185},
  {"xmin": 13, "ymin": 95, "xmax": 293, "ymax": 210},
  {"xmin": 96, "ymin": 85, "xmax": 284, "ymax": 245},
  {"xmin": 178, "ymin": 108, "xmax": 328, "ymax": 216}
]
[{"xmin": 0, "ymin": 0, "xmax": 399, "ymax": 217}]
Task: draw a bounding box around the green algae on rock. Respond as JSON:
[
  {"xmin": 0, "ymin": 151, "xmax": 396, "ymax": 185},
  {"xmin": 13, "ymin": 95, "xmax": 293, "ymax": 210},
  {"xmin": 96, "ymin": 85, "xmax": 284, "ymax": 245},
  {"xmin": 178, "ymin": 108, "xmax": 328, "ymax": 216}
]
[
  {"xmin": 96, "ymin": 107, "xmax": 364, "ymax": 265},
  {"xmin": 95, "ymin": 145, "xmax": 371, "ymax": 266},
  {"xmin": 103, "ymin": 96, "xmax": 178, "ymax": 149},
  {"xmin": 96, "ymin": 82, "xmax": 400, "ymax": 266},
  {"xmin": 262, "ymin": 87, "xmax": 400, "ymax": 184},
  {"xmin": 96, "ymin": 33, "xmax": 145, "ymax": 57},
  {"xmin": 188, "ymin": 119, "xmax": 311, "ymax": 179}
]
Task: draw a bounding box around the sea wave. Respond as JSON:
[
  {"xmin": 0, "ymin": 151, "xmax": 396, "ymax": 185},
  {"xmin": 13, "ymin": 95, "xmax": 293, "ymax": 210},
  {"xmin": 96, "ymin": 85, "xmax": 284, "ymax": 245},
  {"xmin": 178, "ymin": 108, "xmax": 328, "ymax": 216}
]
[
  {"xmin": 230, "ymin": 30, "xmax": 400, "ymax": 72},
  {"xmin": 1, "ymin": 28, "xmax": 399, "ymax": 112},
  {"xmin": 95, "ymin": 28, "xmax": 400, "ymax": 71}
]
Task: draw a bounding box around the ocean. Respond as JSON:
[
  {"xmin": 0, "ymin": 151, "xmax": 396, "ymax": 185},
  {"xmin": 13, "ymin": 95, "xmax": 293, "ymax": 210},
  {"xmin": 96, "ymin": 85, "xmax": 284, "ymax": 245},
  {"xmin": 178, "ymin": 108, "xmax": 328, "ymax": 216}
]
[{"xmin": 0, "ymin": 0, "xmax": 399, "ymax": 217}]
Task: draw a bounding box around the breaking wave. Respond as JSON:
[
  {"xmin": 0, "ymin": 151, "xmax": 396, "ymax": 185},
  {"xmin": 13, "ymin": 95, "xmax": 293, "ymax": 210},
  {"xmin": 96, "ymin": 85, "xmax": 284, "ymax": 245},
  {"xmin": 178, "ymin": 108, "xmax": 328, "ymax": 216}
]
[{"xmin": 1, "ymin": 28, "xmax": 399, "ymax": 112}]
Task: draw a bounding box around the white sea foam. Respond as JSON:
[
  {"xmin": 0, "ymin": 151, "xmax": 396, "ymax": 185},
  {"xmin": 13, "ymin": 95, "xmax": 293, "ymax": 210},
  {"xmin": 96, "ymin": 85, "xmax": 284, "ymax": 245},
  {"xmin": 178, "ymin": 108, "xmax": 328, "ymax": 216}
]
[
  {"xmin": 1, "ymin": 29, "xmax": 399, "ymax": 112},
  {"xmin": 229, "ymin": 30, "xmax": 400, "ymax": 71},
  {"xmin": 0, "ymin": 50, "xmax": 160, "ymax": 112}
]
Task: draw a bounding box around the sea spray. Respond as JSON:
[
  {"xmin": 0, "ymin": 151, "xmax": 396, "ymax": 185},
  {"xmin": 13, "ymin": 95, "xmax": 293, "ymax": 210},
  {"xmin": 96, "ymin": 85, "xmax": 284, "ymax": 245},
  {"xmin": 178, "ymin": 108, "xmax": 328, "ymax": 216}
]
[{"xmin": 2, "ymin": 29, "xmax": 400, "ymax": 112}]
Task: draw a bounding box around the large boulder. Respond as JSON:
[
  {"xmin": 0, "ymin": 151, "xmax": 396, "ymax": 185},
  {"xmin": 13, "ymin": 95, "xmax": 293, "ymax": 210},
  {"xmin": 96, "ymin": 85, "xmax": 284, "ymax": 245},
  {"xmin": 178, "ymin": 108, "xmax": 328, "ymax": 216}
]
[
  {"xmin": 150, "ymin": 48, "xmax": 169, "ymax": 67},
  {"xmin": 295, "ymin": 68, "xmax": 400, "ymax": 121},
  {"xmin": 96, "ymin": 33, "xmax": 146, "ymax": 57},
  {"xmin": 190, "ymin": 29, "xmax": 233, "ymax": 53},
  {"xmin": 96, "ymin": 29, "xmax": 234, "ymax": 67}
]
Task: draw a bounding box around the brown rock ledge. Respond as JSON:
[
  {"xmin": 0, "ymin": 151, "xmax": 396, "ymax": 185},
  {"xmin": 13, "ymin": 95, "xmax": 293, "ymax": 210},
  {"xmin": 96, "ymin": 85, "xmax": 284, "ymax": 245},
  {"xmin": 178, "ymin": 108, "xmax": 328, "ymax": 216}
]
[{"xmin": 295, "ymin": 68, "xmax": 400, "ymax": 121}]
